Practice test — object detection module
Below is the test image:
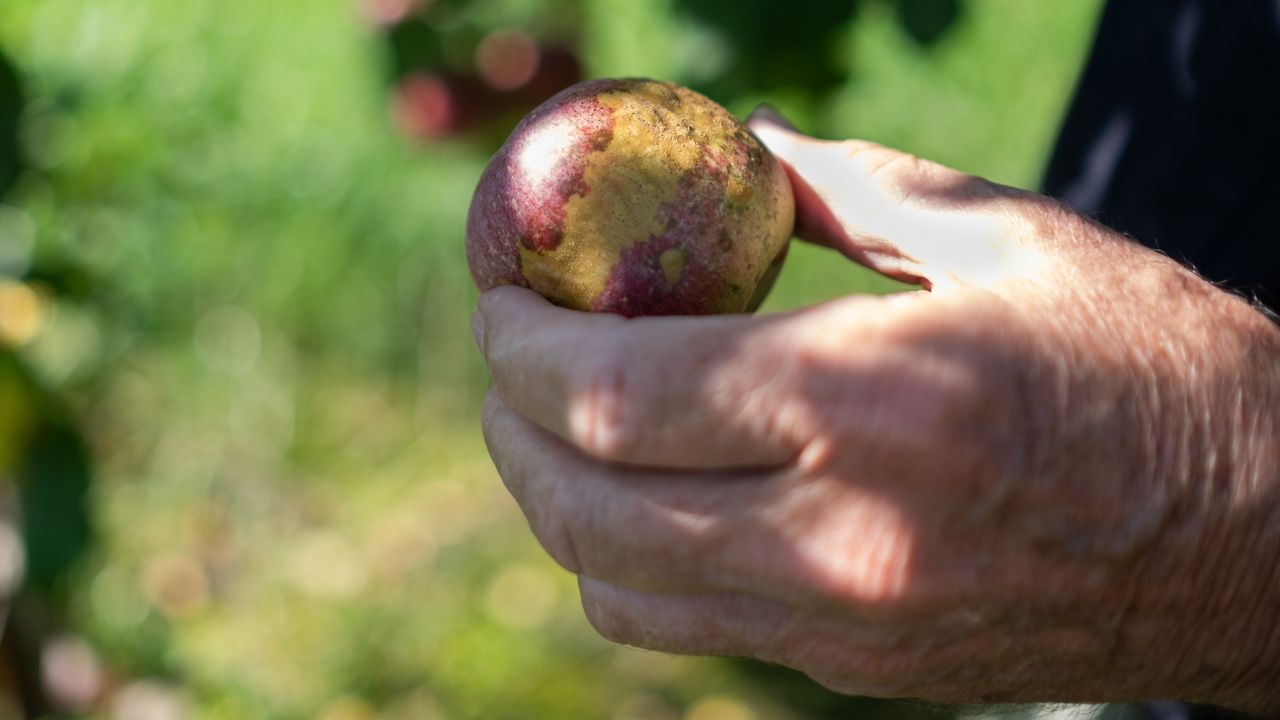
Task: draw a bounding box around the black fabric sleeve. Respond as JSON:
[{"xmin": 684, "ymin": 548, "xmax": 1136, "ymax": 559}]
[{"xmin": 1043, "ymin": 0, "xmax": 1280, "ymax": 311}]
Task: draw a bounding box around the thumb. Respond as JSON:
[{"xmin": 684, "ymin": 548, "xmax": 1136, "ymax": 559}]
[{"xmin": 747, "ymin": 107, "xmax": 1031, "ymax": 290}]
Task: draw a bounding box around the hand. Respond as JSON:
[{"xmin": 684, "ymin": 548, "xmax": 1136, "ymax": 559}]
[{"xmin": 472, "ymin": 109, "xmax": 1280, "ymax": 712}]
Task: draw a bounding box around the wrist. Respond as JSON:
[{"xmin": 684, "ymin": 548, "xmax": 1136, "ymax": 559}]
[
  {"xmin": 1071, "ymin": 257, "xmax": 1280, "ymax": 710},
  {"xmin": 1154, "ymin": 284, "xmax": 1280, "ymax": 713},
  {"xmin": 1213, "ymin": 299, "xmax": 1280, "ymax": 713}
]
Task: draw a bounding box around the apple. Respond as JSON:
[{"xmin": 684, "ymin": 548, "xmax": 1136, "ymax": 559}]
[{"xmin": 466, "ymin": 78, "xmax": 794, "ymax": 316}]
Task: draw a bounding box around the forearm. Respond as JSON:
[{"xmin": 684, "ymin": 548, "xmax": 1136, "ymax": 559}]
[
  {"xmin": 1132, "ymin": 278, "xmax": 1280, "ymax": 713},
  {"xmin": 1197, "ymin": 290, "xmax": 1280, "ymax": 713},
  {"xmin": 998, "ymin": 222, "xmax": 1280, "ymax": 710}
]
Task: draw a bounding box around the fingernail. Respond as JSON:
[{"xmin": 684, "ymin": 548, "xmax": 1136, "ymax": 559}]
[
  {"xmin": 471, "ymin": 309, "xmax": 486, "ymax": 355},
  {"xmin": 746, "ymin": 103, "xmax": 798, "ymax": 132}
]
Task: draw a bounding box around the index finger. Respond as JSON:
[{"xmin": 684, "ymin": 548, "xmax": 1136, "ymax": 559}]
[
  {"xmin": 475, "ymin": 285, "xmax": 817, "ymax": 469},
  {"xmin": 746, "ymin": 113, "xmax": 1038, "ymax": 292}
]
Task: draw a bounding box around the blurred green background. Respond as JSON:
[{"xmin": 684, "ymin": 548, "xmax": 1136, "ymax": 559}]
[{"xmin": 0, "ymin": 0, "xmax": 1112, "ymax": 718}]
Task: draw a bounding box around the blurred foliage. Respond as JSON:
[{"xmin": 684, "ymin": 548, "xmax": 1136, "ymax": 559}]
[
  {"xmin": 19, "ymin": 419, "xmax": 93, "ymax": 594},
  {"xmin": 673, "ymin": 0, "xmax": 861, "ymax": 99},
  {"xmin": 0, "ymin": 0, "xmax": 1106, "ymax": 718},
  {"xmin": 0, "ymin": 49, "xmax": 21, "ymax": 197}
]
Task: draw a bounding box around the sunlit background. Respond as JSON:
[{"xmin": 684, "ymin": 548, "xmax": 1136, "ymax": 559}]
[{"xmin": 0, "ymin": 1, "xmax": 1122, "ymax": 718}]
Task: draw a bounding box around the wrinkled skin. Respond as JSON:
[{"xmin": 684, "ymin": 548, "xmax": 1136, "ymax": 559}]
[
  {"xmin": 472, "ymin": 110, "xmax": 1280, "ymax": 713},
  {"xmin": 466, "ymin": 78, "xmax": 794, "ymax": 317}
]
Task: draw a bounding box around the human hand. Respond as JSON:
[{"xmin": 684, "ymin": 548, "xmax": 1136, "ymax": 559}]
[{"xmin": 472, "ymin": 109, "xmax": 1280, "ymax": 712}]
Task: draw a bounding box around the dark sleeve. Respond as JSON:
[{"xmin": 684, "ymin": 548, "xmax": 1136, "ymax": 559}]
[{"xmin": 1042, "ymin": 0, "xmax": 1280, "ymax": 311}]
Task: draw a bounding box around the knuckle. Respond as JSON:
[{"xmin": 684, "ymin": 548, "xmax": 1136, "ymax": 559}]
[
  {"xmin": 479, "ymin": 393, "xmax": 528, "ymax": 499},
  {"xmin": 806, "ymin": 651, "xmax": 919, "ymax": 698},
  {"xmin": 859, "ymin": 651, "xmax": 921, "ymax": 692},
  {"xmin": 479, "ymin": 390, "xmax": 503, "ymax": 442},
  {"xmin": 774, "ymin": 488, "xmax": 928, "ymax": 613},
  {"xmin": 757, "ymin": 479, "xmax": 921, "ymax": 607},
  {"xmin": 569, "ymin": 349, "xmax": 644, "ymax": 461},
  {"xmin": 843, "ymin": 141, "xmax": 1003, "ymax": 211},
  {"xmin": 526, "ymin": 474, "xmax": 587, "ymax": 575},
  {"xmin": 934, "ymin": 369, "xmax": 1005, "ymax": 461},
  {"xmin": 855, "ymin": 149, "xmax": 906, "ymax": 184},
  {"xmin": 851, "ymin": 146, "xmax": 916, "ymax": 184},
  {"xmin": 532, "ymin": 514, "xmax": 586, "ymax": 576},
  {"xmin": 839, "ymin": 139, "xmax": 891, "ymax": 162},
  {"xmin": 579, "ymin": 587, "xmax": 635, "ymax": 646},
  {"xmin": 785, "ymin": 627, "xmax": 923, "ymax": 698},
  {"xmin": 935, "ymin": 338, "xmax": 1040, "ymax": 521},
  {"xmin": 800, "ymin": 534, "xmax": 916, "ymax": 612},
  {"xmin": 885, "ymin": 304, "xmax": 1036, "ymax": 513},
  {"xmin": 714, "ymin": 594, "xmax": 801, "ymax": 662}
]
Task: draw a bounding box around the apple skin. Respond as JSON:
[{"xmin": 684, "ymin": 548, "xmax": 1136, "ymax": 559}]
[{"xmin": 466, "ymin": 78, "xmax": 794, "ymax": 317}]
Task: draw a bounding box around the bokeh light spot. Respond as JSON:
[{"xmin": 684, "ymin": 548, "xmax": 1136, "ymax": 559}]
[
  {"xmin": 227, "ymin": 377, "xmax": 296, "ymax": 452},
  {"xmin": 40, "ymin": 635, "xmax": 105, "ymax": 714},
  {"xmin": 0, "ymin": 519, "xmax": 26, "ymax": 597},
  {"xmin": 141, "ymin": 551, "xmax": 210, "ymax": 618},
  {"xmin": 392, "ymin": 73, "xmax": 454, "ymax": 140},
  {"xmin": 476, "ymin": 30, "xmax": 539, "ymax": 92},
  {"xmin": 90, "ymin": 564, "xmax": 151, "ymax": 631},
  {"xmin": 383, "ymin": 690, "xmax": 447, "ymax": 720},
  {"xmin": 287, "ymin": 530, "xmax": 369, "ymax": 599},
  {"xmin": 611, "ymin": 648, "xmax": 691, "ymax": 683},
  {"xmin": 111, "ymin": 680, "xmax": 188, "ymax": 720},
  {"xmin": 358, "ymin": 0, "xmax": 418, "ymax": 27},
  {"xmin": 484, "ymin": 561, "xmax": 558, "ymax": 629},
  {"xmin": 684, "ymin": 696, "xmax": 756, "ymax": 720},
  {"xmin": 317, "ymin": 696, "xmax": 378, "ymax": 720},
  {"xmin": 421, "ymin": 479, "xmax": 482, "ymax": 546},
  {"xmin": 24, "ymin": 299, "xmax": 105, "ymax": 385},
  {"xmin": 0, "ymin": 279, "xmax": 45, "ymax": 347},
  {"xmin": 367, "ymin": 506, "xmax": 438, "ymax": 584},
  {"xmin": 194, "ymin": 305, "xmax": 261, "ymax": 377},
  {"xmin": 0, "ymin": 205, "xmax": 36, "ymax": 276},
  {"xmin": 613, "ymin": 693, "xmax": 680, "ymax": 720}
]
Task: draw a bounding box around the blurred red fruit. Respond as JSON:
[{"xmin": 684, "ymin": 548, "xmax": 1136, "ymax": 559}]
[
  {"xmin": 476, "ymin": 30, "xmax": 540, "ymax": 92},
  {"xmin": 389, "ymin": 39, "xmax": 581, "ymax": 141},
  {"xmin": 392, "ymin": 72, "xmax": 491, "ymax": 139},
  {"xmin": 516, "ymin": 47, "xmax": 582, "ymax": 104},
  {"xmin": 358, "ymin": 0, "xmax": 418, "ymax": 27}
]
